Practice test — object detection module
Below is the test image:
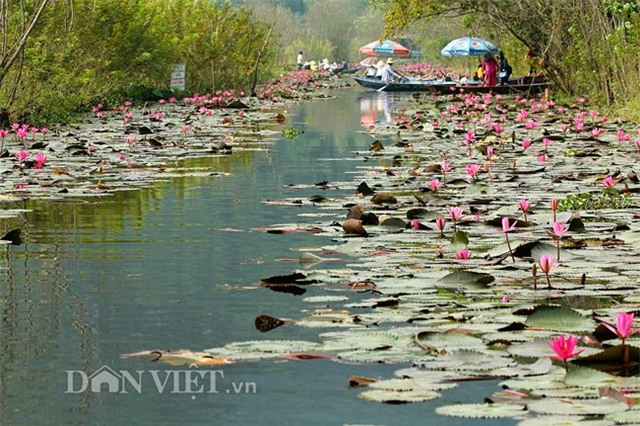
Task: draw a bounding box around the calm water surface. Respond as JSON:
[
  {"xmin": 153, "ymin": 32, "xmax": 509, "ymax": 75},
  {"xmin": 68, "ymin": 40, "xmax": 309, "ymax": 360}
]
[{"xmin": 0, "ymin": 89, "xmax": 515, "ymax": 425}]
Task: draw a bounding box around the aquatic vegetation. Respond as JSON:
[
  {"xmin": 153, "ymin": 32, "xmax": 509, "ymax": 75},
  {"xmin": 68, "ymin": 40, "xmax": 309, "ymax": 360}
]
[
  {"xmin": 281, "ymin": 127, "xmax": 302, "ymax": 139},
  {"xmin": 557, "ymin": 192, "xmax": 634, "ymax": 211}
]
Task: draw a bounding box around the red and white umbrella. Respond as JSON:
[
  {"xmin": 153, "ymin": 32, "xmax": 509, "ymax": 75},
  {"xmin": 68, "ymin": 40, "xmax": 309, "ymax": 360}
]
[{"xmin": 359, "ymin": 40, "xmax": 410, "ymax": 57}]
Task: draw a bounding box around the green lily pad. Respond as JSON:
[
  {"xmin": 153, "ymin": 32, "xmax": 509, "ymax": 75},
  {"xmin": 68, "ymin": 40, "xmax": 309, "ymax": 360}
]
[
  {"xmin": 435, "ymin": 403, "xmax": 526, "ymax": 419},
  {"xmin": 527, "ymin": 397, "xmax": 629, "ymax": 416},
  {"xmin": 518, "ymin": 416, "xmax": 614, "ymax": 426},
  {"xmin": 302, "ymin": 295, "xmax": 349, "ymax": 303},
  {"xmin": 415, "ymin": 350, "xmax": 514, "ymax": 372},
  {"xmin": 525, "ymin": 305, "xmax": 595, "ymax": 332},
  {"xmin": 450, "ymin": 230, "xmax": 470, "ymax": 247},
  {"xmin": 508, "ymin": 337, "xmax": 563, "ymax": 358},
  {"xmin": 564, "ymin": 365, "xmax": 624, "ymax": 388},
  {"xmin": 415, "ymin": 330, "xmax": 485, "ymax": 351},
  {"xmin": 436, "ymin": 271, "xmax": 495, "ymax": 289},
  {"xmin": 368, "ymin": 378, "xmax": 457, "ymax": 392},
  {"xmin": 223, "ymin": 340, "xmax": 320, "ymax": 354},
  {"xmin": 605, "ymin": 409, "xmax": 640, "ymax": 424},
  {"xmin": 359, "ymin": 389, "xmax": 441, "ymax": 404}
]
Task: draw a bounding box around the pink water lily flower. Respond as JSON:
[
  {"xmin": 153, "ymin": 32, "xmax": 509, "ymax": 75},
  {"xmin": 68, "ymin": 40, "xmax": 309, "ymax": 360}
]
[
  {"xmin": 552, "ymin": 222, "xmax": 568, "ymax": 261},
  {"xmin": 617, "ymin": 129, "xmax": 631, "ymax": 143},
  {"xmin": 34, "ymin": 152, "xmax": 48, "ymax": 169},
  {"xmin": 14, "ymin": 150, "xmax": 29, "ymax": 162},
  {"xmin": 539, "ymin": 254, "xmax": 556, "ymax": 288},
  {"xmin": 552, "ymin": 221, "xmax": 568, "ymax": 237},
  {"xmin": 525, "ymin": 119, "xmax": 538, "ymax": 130},
  {"xmin": 430, "ymin": 179, "xmax": 442, "ymax": 192},
  {"xmin": 539, "ymin": 254, "xmax": 555, "ymax": 274},
  {"xmin": 448, "ymin": 207, "xmax": 462, "ymax": 221},
  {"xmin": 601, "ymin": 312, "xmax": 638, "ymax": 346},
  {"xmin": 591, "ymin": 127, "xmax": 603, "ymax": 138},
  {"xmin": 465, "ymin": 164, "xmax": 481, "ymax": 180},
  {"xmin": 550, "ymin": 198, "xmax": 559, "ymax": 222},
  {"xmin": 519, "ymin": 199, "xmax": 530, "ymax": 222},
  {"xmin": 448, "ymin": 207, "xmax": 462, "ymax": 232},
  {"xmin": 455, "ymin": 248, "xmax": 470, "ymax": 260},
  {"xmin": 501, "ymin": 217, "xmax": 517, "ymax": 263},
  {"xmin": 501, "ymin": 217, "xmax": 517, "ymax": 233},
  {"xmin": 16, "ymin": 127, "xmax": 28, "ymax": 141},
  {"xmin": 522, "ymin": 139, "xmax": 532, "ymax": 150},
  {"xmin": 435, "ymin": 216, "xmax": 446, "ymax": 236},
  {"xmin": 547, "ymin": 335, "xmax": 584, "ymax": 371},
  {"xmin": 603, "ymin": 176, "xmax": 617, "ymax": 189}
]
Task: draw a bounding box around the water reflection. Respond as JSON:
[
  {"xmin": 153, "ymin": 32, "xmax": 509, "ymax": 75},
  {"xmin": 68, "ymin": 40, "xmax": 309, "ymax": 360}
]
[{"xmin": 359, "ymin": 91, "xmax": 409, "ymax": 127}]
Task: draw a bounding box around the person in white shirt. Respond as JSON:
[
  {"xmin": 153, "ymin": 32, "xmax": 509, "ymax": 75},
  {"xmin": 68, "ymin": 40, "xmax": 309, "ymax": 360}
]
[
  {"xmin": 381, "ymin": 58, "xmax": 402, "ymax": 82},
  {"xmin": 297, "ymin": 51, "xmax": 303, "ymax": 70}
]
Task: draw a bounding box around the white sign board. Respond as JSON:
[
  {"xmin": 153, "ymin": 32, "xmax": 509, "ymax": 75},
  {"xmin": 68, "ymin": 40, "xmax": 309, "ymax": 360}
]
[{"xmin": 170, "ymin": 63, "xmax": 186, "ymax": 91}]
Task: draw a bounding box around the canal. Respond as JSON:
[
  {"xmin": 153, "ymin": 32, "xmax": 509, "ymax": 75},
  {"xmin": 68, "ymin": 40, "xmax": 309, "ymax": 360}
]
[{"xmin": 0, "ymin": 88, "xmax": 513, "ymax": 425}]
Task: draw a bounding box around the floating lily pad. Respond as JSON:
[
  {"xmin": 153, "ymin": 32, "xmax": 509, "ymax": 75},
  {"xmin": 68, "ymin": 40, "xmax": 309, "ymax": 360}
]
[
  {"xmin": 527, "ymin": 397, "xmax": 628, "ymax": 416},
  {"xmin": 525, "ymin": 305, "xmax": 595, "ymax": 332},
  {"xmin": 337, "ymin": 348, "xmax": 425, "ymax": 364},
  {"xmin": 436, "ymin": 271, "xmax": 495, "ymax": 289},
  {"xmin": 302, "ymin": 295, "xmax": 349, "ymax": 303},
  {"xmin": 508, "ymin": 338, "xmax": 563, "ymax": 358},
  {"xmin": 564, "ymin": 365, "xmax": 624, "ymax": 388},
  {"xmin": 368, "ymin": 378, "xmax": 457, "ymax": 392},
  {"xmin": 518, "ymin": 416, "xmax": 614, "ymax": 426},
  {"xmin": 435, "ymin": 403, "xmax": 526, "ymax": 419},
  {"xmin": 223, "ymin": 340, "xmax": 320, "ymax": 354},
  {"xmin": 605, "ymin": 409, "xmax": 640, "ymax": 424},
  {"xmin": 415, "ymin": 350, "xmax": 514, "ymax": 372},
  {"xmin": 415, "ymin": 330, "xmax": 485, "ymax": 351},
  {"xmin": 359, "ymin": 389, "xmax": 441, "ymax": 404}
]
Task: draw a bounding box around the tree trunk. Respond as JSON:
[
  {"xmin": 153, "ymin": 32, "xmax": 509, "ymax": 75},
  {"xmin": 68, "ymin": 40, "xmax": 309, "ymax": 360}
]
[{"xmin": 0, "ymin": 0, "xmax": 51, "ymax": 87}]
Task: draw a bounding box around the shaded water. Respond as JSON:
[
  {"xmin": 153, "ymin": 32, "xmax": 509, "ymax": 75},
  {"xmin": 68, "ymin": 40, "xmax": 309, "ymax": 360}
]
[{"xmin": 0, "ymin": 89, "xmax": 514, "ymax": 425}]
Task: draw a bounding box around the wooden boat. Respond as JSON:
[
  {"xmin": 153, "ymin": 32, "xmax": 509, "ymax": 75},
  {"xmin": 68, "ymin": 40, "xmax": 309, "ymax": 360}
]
[
  {"xmin": 354, "ymin": 75, "xmax": 549, "ymax": 95},
  {"xmin": 431, "ymin": 80, "xmax": 549, "ymax": 96},
  {"xmin": 353, "ymin": 76, "xmax": 456, "ymax": 92},
  {"xmin": 333, "ymin": 66, "xmax": 361, "ymax": 75}
]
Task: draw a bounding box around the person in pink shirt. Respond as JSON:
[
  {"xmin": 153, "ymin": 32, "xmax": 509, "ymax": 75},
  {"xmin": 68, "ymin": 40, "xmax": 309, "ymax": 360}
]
[{"xmin": 481, "ymin": 52, "xmax": 499, "ymax": 86}]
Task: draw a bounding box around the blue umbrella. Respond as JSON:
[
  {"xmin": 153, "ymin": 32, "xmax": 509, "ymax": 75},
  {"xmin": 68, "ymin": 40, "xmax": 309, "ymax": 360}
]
[{"xmin": 441, "ymin": 37, "xmax": 499, "ymax": 57}]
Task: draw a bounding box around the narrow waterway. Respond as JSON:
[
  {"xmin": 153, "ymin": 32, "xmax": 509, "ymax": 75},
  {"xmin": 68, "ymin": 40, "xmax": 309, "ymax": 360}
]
[{"xmin": 0, "ymin": 88, "xmax": 514, "ymax": 425}]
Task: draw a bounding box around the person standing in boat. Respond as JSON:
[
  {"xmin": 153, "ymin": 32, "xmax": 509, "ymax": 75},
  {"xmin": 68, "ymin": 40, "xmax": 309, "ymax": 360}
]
[
  {"xmin": 381, "ymin": 58, "xmax": 403, "ymax": 83},
  {"xmin": 498, "ymin": 51, "xmax": 512, "ymax": 85},
  {"xmin": 481, "ymin": 52, "xmax": 499, "ymax": 86}
]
